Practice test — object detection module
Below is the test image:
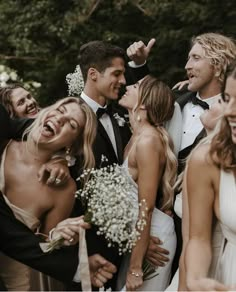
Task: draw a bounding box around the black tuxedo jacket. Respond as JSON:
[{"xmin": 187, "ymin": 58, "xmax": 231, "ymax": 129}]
[
  {"xmin": 73, "ymin": 102, "xmax": 131, "ymax": 290},
  {"xmin": 175, "ymin": 90, "xmax": 207, "ymax": 171},
  {"xmin": 0, "ymin": 105, "xmax": 78, "ymax": 285}
]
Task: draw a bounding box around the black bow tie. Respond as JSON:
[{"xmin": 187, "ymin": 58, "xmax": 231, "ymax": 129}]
[
  {"xmin": 191, "ymin": 96, "xmax": 209, "ymax": 110},
  {"xmin": 96, "ymin": 105, "xmax": 113, "ymax": 119}
]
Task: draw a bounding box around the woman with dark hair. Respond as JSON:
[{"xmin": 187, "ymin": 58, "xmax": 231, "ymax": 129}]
[{"xmin": 185, "ymin": 60, "xmax": 236, "ymax": 290}]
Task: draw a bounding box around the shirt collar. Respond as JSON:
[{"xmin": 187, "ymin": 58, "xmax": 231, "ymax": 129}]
[
  {"xmin": 196, "ymin": 92, "xmax": 222, "ymax": 106},
  {"xmin": 80, "ymin": 92, "xmax": 107, "ymax": 113}
]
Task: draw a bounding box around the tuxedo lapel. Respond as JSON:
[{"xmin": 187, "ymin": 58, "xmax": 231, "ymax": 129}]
[
  {"xmin": 178, "ymin": 127, "xmax": 206, "ymax": 157},
  {"xmin": 97, "ymin": 120, "xmax": 118, "ymax": 159},
  {"xmin": 177, "ymin": 91, "xmax": 196, "ymax": 110},
  {"xmin": 110, "ymin": 115, "xmax": 123, "ymax": 164}
]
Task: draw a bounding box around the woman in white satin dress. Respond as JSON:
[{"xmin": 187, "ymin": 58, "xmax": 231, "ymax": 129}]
[
  {"xmin": 185, "ymin": 60, "xmax": 236, "ymax": 290},
  {"xmin": 118, "ymin": 75, "xmax": 178, "ymax": 291}
]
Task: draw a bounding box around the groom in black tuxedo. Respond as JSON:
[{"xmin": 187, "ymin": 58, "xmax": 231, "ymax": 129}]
[
  {"xmin": 71, "ymin": 41, "xmax": 132, "ymax": 290},
  {"xmin": 0, "ymin": 104, "xmax": 116, "ymax": 290}
]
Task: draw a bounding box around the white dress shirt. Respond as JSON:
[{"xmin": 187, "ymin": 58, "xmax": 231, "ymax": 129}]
[
  {"xmin": 80, "ymin": 92, "xmax": 118, "ymax": 157},
  {"xmin": 180, "ymin": 93, "xmax": 221, "ymax": 150},
  {"xmin": 164, "ymin": 102, "xmax": 183, "ymax": 156}
]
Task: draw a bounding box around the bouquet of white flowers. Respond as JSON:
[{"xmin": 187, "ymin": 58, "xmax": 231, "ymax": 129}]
[{"xmin": 76, "ymin": 159, "xmax": 147, "ymax": 255}]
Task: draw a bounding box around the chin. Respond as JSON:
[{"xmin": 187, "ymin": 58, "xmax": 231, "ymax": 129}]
[
  {"xmin": 118, "ymin": 99, "xmax": 127, "ymax": 109},
  {"xmin": 188, "ymin": 83, "xmax": 199, "ymax": 92}
]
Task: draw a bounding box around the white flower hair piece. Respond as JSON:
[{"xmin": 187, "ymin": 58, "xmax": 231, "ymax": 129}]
[{"xmin": 66, "ymin": 65, "xmax": 84, "ymax": 96}]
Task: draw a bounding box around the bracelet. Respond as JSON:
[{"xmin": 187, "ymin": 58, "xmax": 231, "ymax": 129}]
[{"xmin": 130, "ymin": 271, "xmax": 143, "ymax": 277}]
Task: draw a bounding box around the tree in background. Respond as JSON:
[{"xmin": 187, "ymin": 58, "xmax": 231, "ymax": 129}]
[
  {"xmin": 0, "ymin": 64, "xmax": 41, "ymax": 98},
  {"xmin": 0, "ymin": 0, "xmax": 235, "ymax": 105}
]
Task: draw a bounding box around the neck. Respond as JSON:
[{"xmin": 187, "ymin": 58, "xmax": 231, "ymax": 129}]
[
  {"xmin": 198, "ymin": 80, "xmax": 222, "ymax": 99},
  {"xmin": 129, "ymin": 111, "xmax": 149, "ymax": 134},
  {"xmin": 84, "ymin": 83, "xmax": 106, "ymax": 106},
  {"xmin": 24, "ymin": 139, "xmax": 53, "ymax": 164}
]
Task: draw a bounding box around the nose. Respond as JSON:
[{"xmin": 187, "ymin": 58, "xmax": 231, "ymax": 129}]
[
  {"xmin": 185, "ymin": 58, "xmax": 192, "ymax": 70},
  {"xmin": 119, "ymin": 74, "xmax": 126, "ymax": 86},
  {"xmin": 26, "ymin": 98, "xmax": 34, "ymax": 106},
  {"xmin": 55, "ymin": 113, "xmax": 66, "ymax": 125}
]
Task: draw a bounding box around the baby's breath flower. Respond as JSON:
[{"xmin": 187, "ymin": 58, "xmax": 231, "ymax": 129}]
[
  {"xmin": 66, "ymin": 65, "xmax": 84, "ymax": 96},
  {"xmin": 76, "ymin": 163, "xmax": 147, "ymax": 255}
]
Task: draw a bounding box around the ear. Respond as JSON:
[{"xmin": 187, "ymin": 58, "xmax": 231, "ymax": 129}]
[
  {"xmin": 140, "ymin": 104, "xmax": 146, "ymax": 110},
  {"xmin": 88, "ymin": 68, "xmax": 97, "ymax": 81},
  {"xmin": 214, "ymin": 65, "xmax": 221, "ymax": 78}
]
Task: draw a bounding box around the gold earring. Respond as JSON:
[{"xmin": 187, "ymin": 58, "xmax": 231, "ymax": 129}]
[{"xmin": 137, "ymin": 115, "xmax": 141, "ymax": 122}]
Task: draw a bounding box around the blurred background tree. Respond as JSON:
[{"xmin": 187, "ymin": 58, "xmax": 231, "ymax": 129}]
[{"xmin": 0, "ymin": 0, "xmax": 235, "ymax": 105}]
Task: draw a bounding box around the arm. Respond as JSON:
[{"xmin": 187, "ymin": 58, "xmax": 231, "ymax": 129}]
[
  {"xmin": 0, "ymin": 193, "xmax": 78, "ymax": 282},
  {"xmin": 0, "ymin": 104, "xmax": 33, "ymax": 140},
  {"xmin": 126, "ymin": 39, "xmax": 155, "ymax": 84},
  {"xmin": 185, "ymin": 146, "xmax": 227, "ymax": 291},
  {"xmin": 126, "ymin": 135, "xmax": 164, "ymax": 290},
  {"xmin": 178, "ymin": 170, "xmax": 189, "ymax": 291},
  {"xmin": 0, "ymin": 194, "xmax": 116, "ymax": 287}
]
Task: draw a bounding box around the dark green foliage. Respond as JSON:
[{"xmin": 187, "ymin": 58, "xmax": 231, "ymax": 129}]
[{"xmin": 0, "ymin": 0, "xmax": 235, "ymax": 105}]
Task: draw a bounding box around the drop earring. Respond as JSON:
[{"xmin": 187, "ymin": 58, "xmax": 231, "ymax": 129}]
[
  {"xmin": 65, "ymin": 148, "xmax": 72, "ymax": 165},
  {"xmin": 65, "ymin": 148, "xmax": 76, "ymax": 167},
  {"xmin": 137, "ymin": 115, "xmax": 141, "ymax": 122}
]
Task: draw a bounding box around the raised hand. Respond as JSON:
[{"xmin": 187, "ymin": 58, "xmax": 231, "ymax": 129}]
[
  {"xmin": 145, "ymin": 236, "xmax": 169, "ymax": 267},
  {"xmin": 89, "ymin": 254, "xmax": 117, "ymax": 288},
  {"xmin": 127, "ymin": 38, "xmax": 156, "ymax": 65}
]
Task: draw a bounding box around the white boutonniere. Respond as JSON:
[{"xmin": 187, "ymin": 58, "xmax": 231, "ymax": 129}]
[{"xmin": 113, "ymin": 113, "xmax": 126, "ymax": 127}]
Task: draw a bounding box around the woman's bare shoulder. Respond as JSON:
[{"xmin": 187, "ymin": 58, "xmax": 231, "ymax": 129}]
[
  {"xmin": 136, "ymin": 130, "xmax": 163, "ymax": 151},
  {"xmin": 187, "ymin": 143, "xmax": 219, "ymax": 177}
]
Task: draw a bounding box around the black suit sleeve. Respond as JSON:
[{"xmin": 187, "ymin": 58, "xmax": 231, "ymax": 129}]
[
  {"xmin": 0, "ymin": 104, "xmax": 33, "ymax": 140},
  {"xmin": 0, "ymin": 194, "xmax": 78, "ymax": 282},
  {"xmin": 126, "ymin": 62, "xmax": 150, "ymax": 84}
]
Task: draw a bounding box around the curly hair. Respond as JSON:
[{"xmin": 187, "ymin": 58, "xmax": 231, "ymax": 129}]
[
  {"xmin": 209, "ymin": 60, "xmax": 236, "ymax": 170},
  {"xmin": 192, "ymin": 33, "xmax": 236, "ymax": 83},
  {"xmin": 135, "ymin": 75, "xmax": 177, "ymax": 211}
]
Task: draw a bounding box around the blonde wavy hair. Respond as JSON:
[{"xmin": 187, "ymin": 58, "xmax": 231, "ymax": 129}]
[
  {"xmin": 135, "ymin": 75, "xmax": 177, "ymax": 211},
  {"xmin": 24, "ymin": 97, "xmax": 97, "ymax": 174},
  {"xmin": 192, "ymin": 33, "xmax": 236, "ymax": 83}
]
